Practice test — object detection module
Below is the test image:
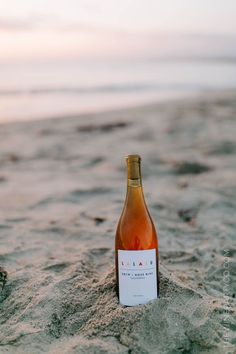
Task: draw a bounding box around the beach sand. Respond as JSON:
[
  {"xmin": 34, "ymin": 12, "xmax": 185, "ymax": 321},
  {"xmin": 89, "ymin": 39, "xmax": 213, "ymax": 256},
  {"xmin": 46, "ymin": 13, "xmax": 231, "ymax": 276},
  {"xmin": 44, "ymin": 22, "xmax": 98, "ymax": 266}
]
[{"xmin": 0, "ymin": 91, "xmax": 235, "ymax": 353}]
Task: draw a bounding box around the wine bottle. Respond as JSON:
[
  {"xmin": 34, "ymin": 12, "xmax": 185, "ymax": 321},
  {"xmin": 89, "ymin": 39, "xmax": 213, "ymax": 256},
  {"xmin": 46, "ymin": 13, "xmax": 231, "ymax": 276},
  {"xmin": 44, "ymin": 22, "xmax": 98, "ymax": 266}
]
[{"xmin": 115, "ymin": 155, "xmax": 159, "ymax": 306}]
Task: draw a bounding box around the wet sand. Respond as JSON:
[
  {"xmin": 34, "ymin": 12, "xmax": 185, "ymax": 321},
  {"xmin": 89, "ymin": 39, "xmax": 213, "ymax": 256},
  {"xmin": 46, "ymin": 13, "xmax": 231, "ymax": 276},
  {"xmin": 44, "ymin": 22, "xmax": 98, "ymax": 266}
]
[{"xmin": 0, "ymin": 91, "xmax": 235, "ymax": 353}]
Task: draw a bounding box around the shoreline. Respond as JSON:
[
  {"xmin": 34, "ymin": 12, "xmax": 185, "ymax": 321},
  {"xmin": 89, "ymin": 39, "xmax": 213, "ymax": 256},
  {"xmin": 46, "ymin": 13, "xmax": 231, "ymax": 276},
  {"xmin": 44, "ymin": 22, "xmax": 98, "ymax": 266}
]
[{"xmin": 1, "ymin": 88, "xmax": 236, "ymax": 127}]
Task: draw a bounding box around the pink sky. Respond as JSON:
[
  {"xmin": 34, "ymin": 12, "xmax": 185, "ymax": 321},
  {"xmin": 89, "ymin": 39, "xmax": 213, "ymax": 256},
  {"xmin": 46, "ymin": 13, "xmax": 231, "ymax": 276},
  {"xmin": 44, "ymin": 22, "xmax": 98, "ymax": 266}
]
[{"xmin": 0, "ymin": 0, "xmax": 236, "ymax": 61}]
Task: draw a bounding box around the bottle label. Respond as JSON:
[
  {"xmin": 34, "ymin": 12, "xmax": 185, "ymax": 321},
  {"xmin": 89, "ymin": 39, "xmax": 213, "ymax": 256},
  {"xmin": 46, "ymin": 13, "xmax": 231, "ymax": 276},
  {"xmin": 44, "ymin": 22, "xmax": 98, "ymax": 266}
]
[{"xmin": 118, "ymin": 249, "xmax": 158, "ymax": 306}]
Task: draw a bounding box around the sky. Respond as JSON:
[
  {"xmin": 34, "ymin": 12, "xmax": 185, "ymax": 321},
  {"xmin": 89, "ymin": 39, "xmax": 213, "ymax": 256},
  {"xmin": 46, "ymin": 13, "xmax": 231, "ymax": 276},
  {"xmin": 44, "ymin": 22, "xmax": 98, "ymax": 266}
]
[{"xmin": 0, "ymin": 0, "xmax": 236, "ymax": 61}]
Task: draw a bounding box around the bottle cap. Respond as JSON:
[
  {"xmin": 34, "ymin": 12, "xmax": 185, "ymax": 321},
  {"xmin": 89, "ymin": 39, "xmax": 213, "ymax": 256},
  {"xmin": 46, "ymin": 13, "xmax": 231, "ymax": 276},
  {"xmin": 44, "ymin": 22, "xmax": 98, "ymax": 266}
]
[
  {"xmin": 125, "ymin": 154, "xmax": 141, "ymax": 162},
  {"xmin": 125, "ymin": 155, "xmax": 141, "ymax": 181}
]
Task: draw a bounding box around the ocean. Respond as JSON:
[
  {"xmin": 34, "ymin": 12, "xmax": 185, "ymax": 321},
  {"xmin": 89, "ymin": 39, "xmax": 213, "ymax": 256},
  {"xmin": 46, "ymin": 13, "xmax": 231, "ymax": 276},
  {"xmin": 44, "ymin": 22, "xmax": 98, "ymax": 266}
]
[{"xmin": 0, "ymin": 58, "xmax": 235, "ymax": 123}]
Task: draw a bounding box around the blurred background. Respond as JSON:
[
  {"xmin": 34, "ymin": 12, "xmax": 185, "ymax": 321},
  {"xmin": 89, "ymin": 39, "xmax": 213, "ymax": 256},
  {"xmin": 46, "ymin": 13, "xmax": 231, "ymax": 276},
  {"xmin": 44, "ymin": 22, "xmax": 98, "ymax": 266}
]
[{"xmin": 0, "ymin": 0, "xmax": 236, "ymax": 123}]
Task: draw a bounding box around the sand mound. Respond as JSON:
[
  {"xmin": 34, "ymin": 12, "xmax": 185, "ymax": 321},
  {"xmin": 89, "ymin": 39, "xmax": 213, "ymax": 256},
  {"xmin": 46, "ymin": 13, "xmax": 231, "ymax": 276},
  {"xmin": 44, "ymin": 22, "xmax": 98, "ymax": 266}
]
[{"xmin": 0, "ymin": 261, "xmax": 232, "ymax": 354}]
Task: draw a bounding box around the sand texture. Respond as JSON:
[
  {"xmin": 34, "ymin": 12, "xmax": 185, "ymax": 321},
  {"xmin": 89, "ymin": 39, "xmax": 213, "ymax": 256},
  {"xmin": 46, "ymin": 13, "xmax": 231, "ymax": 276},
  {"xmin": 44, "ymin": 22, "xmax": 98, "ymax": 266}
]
[{"xmin": 0, "ymin": 91, "xmax": 235, "ymax": 353}]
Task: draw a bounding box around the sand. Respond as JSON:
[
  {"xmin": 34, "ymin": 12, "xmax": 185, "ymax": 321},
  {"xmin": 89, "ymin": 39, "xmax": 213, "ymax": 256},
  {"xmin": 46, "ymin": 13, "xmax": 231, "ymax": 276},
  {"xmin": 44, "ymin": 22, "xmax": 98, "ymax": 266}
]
[{"xmin": 0, "ymin": 91, "xmax": 235, "ymax": 353}]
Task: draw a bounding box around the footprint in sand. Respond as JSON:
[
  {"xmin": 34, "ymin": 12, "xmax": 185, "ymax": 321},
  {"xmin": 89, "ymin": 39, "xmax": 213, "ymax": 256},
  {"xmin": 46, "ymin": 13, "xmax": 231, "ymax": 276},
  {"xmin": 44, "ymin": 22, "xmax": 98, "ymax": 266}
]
[
  {"xmin": 173, "ymin": 161, "xmax": 212, "ymax": 175},
  {"xmin": 77, "ymin": 121, "xmax": 128, "ymax": 133},
  {"xmin": 88, "ymin": 248, "xmax": 112, "ymax": 274},
  {"xmin": 0, "ymin": 267, "xmax": 7, "ymax": 291},
  {"xmin": 43, "ymin": 262, "xmax": 70, "ymax": 274}
]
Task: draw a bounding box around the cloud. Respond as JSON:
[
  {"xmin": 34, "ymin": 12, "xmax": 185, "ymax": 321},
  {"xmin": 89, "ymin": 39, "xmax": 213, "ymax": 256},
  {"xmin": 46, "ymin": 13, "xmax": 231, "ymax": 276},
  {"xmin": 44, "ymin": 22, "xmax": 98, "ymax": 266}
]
[
  {"xmin": 0, "ymin": 18, "xmax": 33, "ymax": 31},
  {"xmin": 0, "ymin": 15, "xmax": 62, "ymax": 32},
  {"xmin": 0, "ymin": 15, "xmax": 235, "ymax": 61},
  {"xmin": 0, "ymin": 15, "xmax": 126, "ymax": 34}
]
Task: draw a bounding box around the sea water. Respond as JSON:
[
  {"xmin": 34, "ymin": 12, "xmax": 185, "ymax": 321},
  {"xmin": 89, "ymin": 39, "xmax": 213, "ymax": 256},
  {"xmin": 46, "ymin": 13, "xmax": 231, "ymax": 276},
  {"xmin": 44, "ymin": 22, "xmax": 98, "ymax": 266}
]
[{"xmin": 0, "ymin": 58, "xmax": 235, "ymax": 123}]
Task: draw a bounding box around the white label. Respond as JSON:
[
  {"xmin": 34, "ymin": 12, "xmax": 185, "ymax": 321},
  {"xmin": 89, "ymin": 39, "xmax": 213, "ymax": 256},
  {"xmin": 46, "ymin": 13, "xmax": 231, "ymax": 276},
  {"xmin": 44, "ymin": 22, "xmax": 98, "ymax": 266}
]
[{"xmin": 118, "ymin": 249, "xmax": 158, "ymax": 306}]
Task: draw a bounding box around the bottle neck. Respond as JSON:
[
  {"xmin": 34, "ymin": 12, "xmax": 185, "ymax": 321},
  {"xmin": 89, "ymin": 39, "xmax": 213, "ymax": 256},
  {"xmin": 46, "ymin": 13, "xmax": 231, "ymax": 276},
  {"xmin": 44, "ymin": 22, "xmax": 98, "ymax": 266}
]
[
  {"xmin": 125, "ymin": 156, "xmax": 146, "ymax": 208},
  {"xmin": 127, "ymin": 159, "xmax": 142, "ymax": 188}
]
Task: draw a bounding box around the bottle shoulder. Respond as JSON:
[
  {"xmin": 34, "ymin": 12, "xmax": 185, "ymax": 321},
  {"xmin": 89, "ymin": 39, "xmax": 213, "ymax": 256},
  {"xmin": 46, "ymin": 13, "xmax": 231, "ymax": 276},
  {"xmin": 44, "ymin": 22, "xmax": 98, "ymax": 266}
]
[
  {"xmin": 116, "ymin": 184, "xmax": 158, "ymax": 250},
  {"xmin": 116, "ymin": 210, "xmax": 158, "ymax": 250}
]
